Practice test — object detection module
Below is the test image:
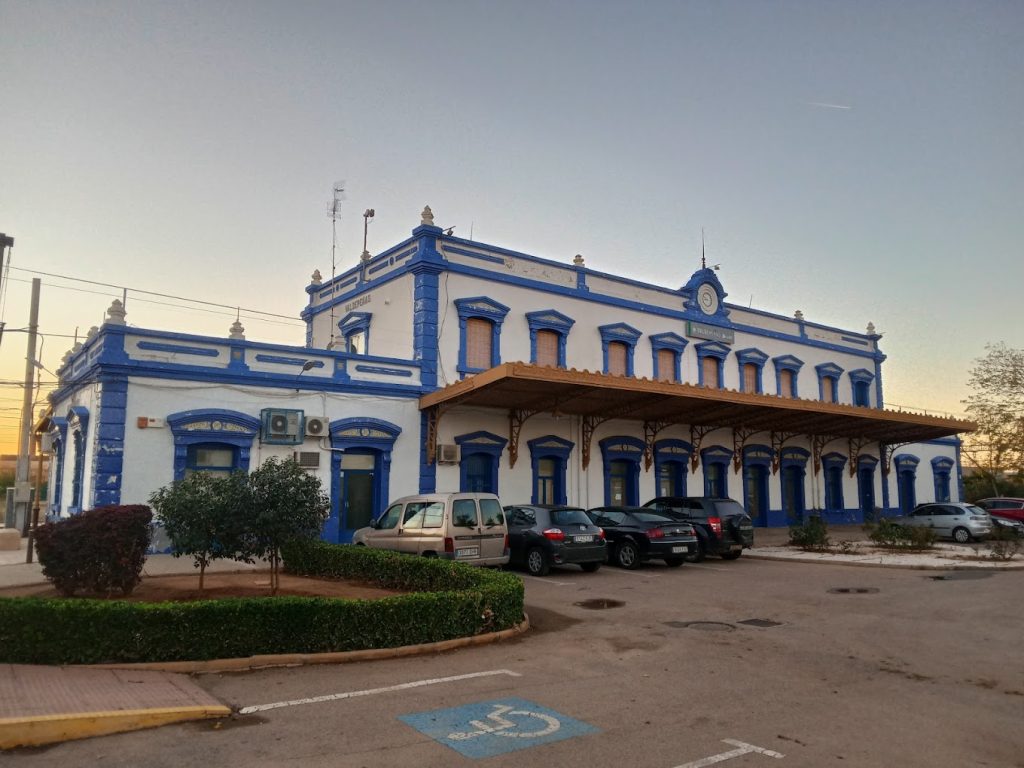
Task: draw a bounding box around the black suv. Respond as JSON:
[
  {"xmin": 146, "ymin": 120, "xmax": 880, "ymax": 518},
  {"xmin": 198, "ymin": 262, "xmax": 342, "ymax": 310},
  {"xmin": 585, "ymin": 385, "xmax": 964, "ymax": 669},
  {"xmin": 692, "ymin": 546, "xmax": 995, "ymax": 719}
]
[{"xmin": 642, "ymin": 497, "xmax": 754, "ymax": 561}]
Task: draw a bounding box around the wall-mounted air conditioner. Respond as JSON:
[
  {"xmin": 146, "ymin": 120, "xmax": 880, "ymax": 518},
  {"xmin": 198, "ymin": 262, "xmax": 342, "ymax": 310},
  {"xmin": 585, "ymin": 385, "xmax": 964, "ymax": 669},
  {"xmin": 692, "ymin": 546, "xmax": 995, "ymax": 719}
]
[
  {"xmin": 305, "ymin": 416, "xmax": 329, "ymax": 438},
  {"xmin": 437, "ymin": 444, "xmax": 461, "ymax": 464},
  {"xmin": 261, "ymin": 408, "xmax": 304, "ymax": 445}
]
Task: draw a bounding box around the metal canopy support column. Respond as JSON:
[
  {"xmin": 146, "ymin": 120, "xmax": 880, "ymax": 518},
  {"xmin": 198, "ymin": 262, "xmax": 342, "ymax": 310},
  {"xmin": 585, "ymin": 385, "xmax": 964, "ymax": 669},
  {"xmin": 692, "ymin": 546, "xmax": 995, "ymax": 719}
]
[
  {"xmin": 643, "ymin": 420, "xmax": 671, "ymax": 472},
  {"xmin": 880, "ymin": 441, "xmax": 912, "ymax": 477},
  {"xmin": 810, "ymin": 434, "xmax": 838, "ymax": 476},
  {"xmin": 508, "ymin": 409, "xmax": 539, "ymax": 468},
  {"xmin": 581, "ymin": 415, "xmax": 613, "ymax": 471},
  {"xmin": 424, "ymin": 404, "xmax": 453, "ymax": 466},
  {"xmin": 769, "ymin": 431, "xmax": 798, "ymax": 475},
  {"xmin": 847, "ymin": 437, "xmax": 871, "ymax": 477}
]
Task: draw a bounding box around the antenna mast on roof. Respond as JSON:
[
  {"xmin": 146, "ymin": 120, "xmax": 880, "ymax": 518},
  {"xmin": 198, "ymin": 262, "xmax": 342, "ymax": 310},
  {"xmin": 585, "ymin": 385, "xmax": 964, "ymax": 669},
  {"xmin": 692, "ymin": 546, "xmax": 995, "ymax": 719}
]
[
  {"xmin": 327, "ymin": 181, "xmax": 345, "ymax": 348},
  {"xmin": 701, "ymin": 228, "xmax": 706, "ymax": 270}
]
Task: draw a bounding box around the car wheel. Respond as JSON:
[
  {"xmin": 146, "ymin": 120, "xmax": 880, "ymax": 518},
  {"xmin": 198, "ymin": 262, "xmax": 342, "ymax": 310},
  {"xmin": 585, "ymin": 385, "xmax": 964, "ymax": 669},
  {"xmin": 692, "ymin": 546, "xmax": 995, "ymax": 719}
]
[
  {"xmin": 663, "ymin": 557, "xmax": 685, "ymax": 568},
  {"xmin": 615, "ymin": 541, "xmax": 640, "ymax": 569},
  {"xmin": 526, "ymin": 547, "xmax": 550, "ymax": 576},
  {"xmin": 687, "ymin": 541, "xmax": 707, "ymax": 563},
  {"xmin": 580, "ymin": 561, "xmax": 601, "ymax": 573},
  {"xmin": 720, "ymin": 550, "xmax": 742, "ymax": 560},
  {"xmin": 952, "ymin": 527, "xmax": 971, "ymax": 544}
]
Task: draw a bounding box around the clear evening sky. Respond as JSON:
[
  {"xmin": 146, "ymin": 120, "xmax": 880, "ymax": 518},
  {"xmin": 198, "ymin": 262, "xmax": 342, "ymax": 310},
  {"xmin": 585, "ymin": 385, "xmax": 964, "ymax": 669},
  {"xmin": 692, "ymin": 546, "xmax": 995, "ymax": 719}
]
[{"xmin": 1, "ymin": 0, "xmax": 1021, "ymax": 452}]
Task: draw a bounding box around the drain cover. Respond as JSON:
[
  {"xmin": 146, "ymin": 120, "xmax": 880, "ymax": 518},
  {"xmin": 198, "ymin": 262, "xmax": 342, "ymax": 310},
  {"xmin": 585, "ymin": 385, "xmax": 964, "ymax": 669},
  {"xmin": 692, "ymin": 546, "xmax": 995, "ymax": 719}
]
[
  {"xmin": 828, "ymin": 587, "xmax": 880, "ymax": 594},
  {"xmin": 737, "ymin": 618, "xmax": 783, "ymax": 628},
  {"xmin": 574, "ymin": 598, "xmax": 625, "ymax": 610},
  {"xmin": 664, "ymin": 621, "xmax": 735, "ymax": 632},
  {"xmin": 929, "ymin": 571, "xmax": 994, "ymax": 581}
]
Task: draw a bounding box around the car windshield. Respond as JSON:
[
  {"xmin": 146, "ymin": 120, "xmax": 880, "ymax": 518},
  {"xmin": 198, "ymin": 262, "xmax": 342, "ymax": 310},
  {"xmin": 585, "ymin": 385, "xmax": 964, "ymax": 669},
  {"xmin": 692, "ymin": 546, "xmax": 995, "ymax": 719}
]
[
  {"xmin": 964, "ymin": 505, "xmax": 987, "ymax": 516},
  {"xmin": 550, "ymin": 508, "xmax": 591, "ymax": 526},
  {"xmin": 632, "ymin": 511, "xmax": 676, "ymax": 523},
  {"xmin": 712, "ymin": 500, "xmax": 746, "ymax": 517}
]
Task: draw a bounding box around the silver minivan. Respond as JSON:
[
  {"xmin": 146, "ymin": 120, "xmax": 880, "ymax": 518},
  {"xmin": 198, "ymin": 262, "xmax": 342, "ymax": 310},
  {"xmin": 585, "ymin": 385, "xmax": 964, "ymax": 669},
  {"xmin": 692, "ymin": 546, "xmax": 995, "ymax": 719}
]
[{"xmin": 352, "ymin": 492, "xmax": 509, "ymax": 566}]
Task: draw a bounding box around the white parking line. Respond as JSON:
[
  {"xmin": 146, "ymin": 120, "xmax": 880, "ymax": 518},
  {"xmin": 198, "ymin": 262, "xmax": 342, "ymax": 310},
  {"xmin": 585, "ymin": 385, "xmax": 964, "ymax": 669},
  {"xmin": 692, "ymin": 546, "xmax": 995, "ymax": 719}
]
[
  {"xmin": 686, "ymin": 563, "xmax": 729, "ymax": 572},
  {"xmin": 239, "ymin": 669, "xmax": 522, "ymax": 714},
  {"xmin": 520, "ymin": 574, "xmax": 574, "ymax": 586},
  {"xmin": 673, "ymin": 739, "xmax": 784, "ymax": 767}
]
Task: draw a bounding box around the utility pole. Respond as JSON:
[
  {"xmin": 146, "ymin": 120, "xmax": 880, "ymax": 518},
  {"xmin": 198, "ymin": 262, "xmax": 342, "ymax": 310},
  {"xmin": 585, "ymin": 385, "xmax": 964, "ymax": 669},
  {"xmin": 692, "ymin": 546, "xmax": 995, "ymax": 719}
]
[
  {"xmin": 0, "ymin": 234, "xmax": 13, "ymax": 347},
  {"xmin": 15, "ymin": 278, "xmax": 41, "ymax": 536}
]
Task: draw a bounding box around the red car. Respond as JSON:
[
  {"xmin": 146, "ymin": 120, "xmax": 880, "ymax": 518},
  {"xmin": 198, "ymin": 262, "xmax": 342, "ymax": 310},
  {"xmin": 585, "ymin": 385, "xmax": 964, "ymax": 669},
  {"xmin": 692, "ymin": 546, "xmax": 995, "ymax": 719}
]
[{"xmin": 975, "ymin": 498, "xmax": 1024, "ymax": 524}]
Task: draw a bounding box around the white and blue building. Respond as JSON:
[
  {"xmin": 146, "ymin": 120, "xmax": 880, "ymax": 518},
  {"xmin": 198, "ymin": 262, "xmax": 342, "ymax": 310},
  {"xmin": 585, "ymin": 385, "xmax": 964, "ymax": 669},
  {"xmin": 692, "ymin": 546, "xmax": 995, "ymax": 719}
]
[{"xmin": 44, "ymin": 206, "xmax": 972, "ymax": 540}]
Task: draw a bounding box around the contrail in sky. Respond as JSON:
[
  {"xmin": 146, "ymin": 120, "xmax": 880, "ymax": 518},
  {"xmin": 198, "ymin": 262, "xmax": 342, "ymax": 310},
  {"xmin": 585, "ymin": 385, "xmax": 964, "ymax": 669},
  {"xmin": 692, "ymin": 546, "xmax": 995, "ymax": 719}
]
[{"xmin": 805, "ymin": 101, "xmax": 853, "ymax": 110}]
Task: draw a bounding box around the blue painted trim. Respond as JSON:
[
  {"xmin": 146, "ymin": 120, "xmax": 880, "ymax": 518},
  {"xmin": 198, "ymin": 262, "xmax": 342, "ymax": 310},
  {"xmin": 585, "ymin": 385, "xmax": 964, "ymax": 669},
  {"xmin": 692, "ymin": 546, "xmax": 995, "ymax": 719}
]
[
  {"xmin": 822, "ymin": 452, "xmax": 847, "ymax": 512},
  {"xmin": 136, "ymin": 341, "xmax": 220, "ymax": 358},
  {"xmin": 338, "ymin": 311, "xmax": 372, "ymax": 354},
  {"xmin": 849, "ymin": 368, "xmax": 875, "ymax": 407},
  {"xmin": 599, "ymin": 436, "xmax": 645, "ymax": 506},
  {"xmin": 650, "ymin": 333, "xmax": 688, "ymax": 382},
  {"xmin": 445, "ymin": 245, "xmax": 508, "ymax": 265},
  {"xmin": 412, "ymin": 267, "xmax": 441, "ymax": 389},
  {"xmin": 455, "ymin": 430, "xmax": 507, "ymax": 494},
  {"xmin": 526, "ymin": 310, "xmax": 575, "ymax": 368},
  {"xmin": 653, "ymin": 438, "xmax": 691, "ymax": 496},
  {"xmin": 695, "ymin": 341, "xmax": 729, "ymax": 387},
  {"xmin": 772, "ymin": 355, "xmax": 804, "ymax": 397},
  {"xmin": 255, "ymin": 354, "xmax": 325, "ymax": 368},
  {"xmin": 931, "ymin": 456, "xmax": 954, "ymax": 502},
  {"xmin": 954, "ymin": 438, "xmax": 965, "ymax": 501},
  {"xmin": 353, "ymin": 365, "xmax": 414, "ymax": 377},
  {"xmin": 599, "ymin": 323, "xmax": 642, "ymax": 376},
  {"xmin": 700, "ymin": 445, "xmax": 731, "ymax": 498},
  {"xmin": 680, "ymin": 267, "xmax": 731, "ymax": 322},
  {"xmin": 455, "ymin": 297, "xmax": 510, "ymax": 377},
  {"xmin": 92, "ymin": 375, "xmax": 128, "ymax": 508},
  {"xmin": 741, "ymin": 444, "xmax": 772, "ymax": 526},
  {"xmin": 815, "ymin": 362, "xmax": 844, "ymax": 403},
  {"xmin": 327, "ymin": 417, "xmax": 401, "ymax": 543},
  {"xmin": 167, "ymin": 409, "xmax": 260, "ymax": 481},
  {"xmin": 527, "ymin": 435, "xmax": 574, "ymax": 505},
  {"xmin": 735, "ymin": 347, "xmax": 768, "ymax": 393}
]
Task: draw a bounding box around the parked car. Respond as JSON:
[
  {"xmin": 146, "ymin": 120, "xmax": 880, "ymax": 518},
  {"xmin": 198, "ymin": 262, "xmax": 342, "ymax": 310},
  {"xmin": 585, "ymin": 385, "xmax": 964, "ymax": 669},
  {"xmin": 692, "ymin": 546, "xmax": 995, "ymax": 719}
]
[
  {"xmin": 642, "ymin": 497, "xmax": 754, "ymax": 561},
  {"xmin": 988, "ymin": 513, "xmax": 1024, "ymax": 538},
  {"xmin": 586, "ymin": 506, "xmax": 697, "ymax": 569},
  {"xmin": 503, "ymin": 505, "xmax": 607, "ymax": 576},
  {"xmin": 974, "ymin": 498, "xmax": 1024, "ymax": 524},
  {"xmin": 896, "ymin": 502, "xmax": 992, "ymax": 543},
  {"xmin": 353, "ymin": 492, "xmax": 509, "ymax": 566}
]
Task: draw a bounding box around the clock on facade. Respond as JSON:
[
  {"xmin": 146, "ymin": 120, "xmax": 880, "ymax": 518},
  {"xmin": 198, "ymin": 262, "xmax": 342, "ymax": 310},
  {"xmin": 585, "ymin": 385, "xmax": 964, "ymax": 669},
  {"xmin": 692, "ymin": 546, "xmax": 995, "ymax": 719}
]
[{"xmin": 697, "ymin": 283, "xmax": 719, "ymax": 315}]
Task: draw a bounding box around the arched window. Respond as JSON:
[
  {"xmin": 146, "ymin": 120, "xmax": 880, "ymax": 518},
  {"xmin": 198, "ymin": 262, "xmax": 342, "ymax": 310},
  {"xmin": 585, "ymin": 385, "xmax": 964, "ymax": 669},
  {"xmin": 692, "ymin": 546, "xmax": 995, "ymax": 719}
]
[
  {"xmin": 894, "ymin": 454, "xmax": 920, "ymax": 513},
  {"xmin": 822, "ymin": 453, "xmax": 848, "ymax": 514},
  {"xmin": 780, "ymin": 447, "xmax": 810, "ymax": 523},
  {"xmin": 742, "ymin": 444, "xmax": 772, "ymax": 526},
  {"xmin": 736, "ymin": 348, "xmax": 768, "ymax": 394},
  {"xmin": 455, "ymin": 297, "xmax": 510, "ymax": 377},
  {"xmin": 931, "ymin": 457, "xmax": 954, "ymax": 503},
  {"xmin": 654, "ymin": 439, "xmax": 691, "ymax": 497},
  {"xmin": 528, "ymin": 435, "xmax": 574, "ymax": 505},
  {"xmin": 167, "ymin": 409, "xmax": 260, "ymax": 482},
  {"xmin": 857, "ymin": 455, "xmax": 878, "ymax": 520},
  {"xmin": 701, "ymin": 445, "xmax": 732, "ymax": 498},
  {"xmin": 696, "ymin": 342, "xmax": 729, "ymax": 389},
  {"xmin": 338, "ymin": 311, "xmax": 371, "ymax": 355},
  {"xmin": 650, "ymin": 333, "xmax": 687, "ymax": 383},
  {"xmin": 599, "ymin": 323, "xmax": 642, "ymax": 377},
  {"xmin": 849, "ymin": 369, "xmax": 875, "ymax": 407},
  {"xmin": 455, "ymin": 430, "xmax": 508, "ymax": 495},
  {"xmin": 816, "ymin": 363, "xmax": 843, "ymax": 403},
  {"xmin": 600, "ymin": 436, "xmax": 644, "ymax": 506},
  {"xmin": 773, "ymin": 355, "xmax": 804, "ymax": 398}
]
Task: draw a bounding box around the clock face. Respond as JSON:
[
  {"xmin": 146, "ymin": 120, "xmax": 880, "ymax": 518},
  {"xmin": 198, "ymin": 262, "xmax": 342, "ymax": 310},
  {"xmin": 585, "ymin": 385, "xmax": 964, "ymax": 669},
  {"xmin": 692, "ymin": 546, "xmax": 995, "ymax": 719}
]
[{"xmin": 697, "ymin": 283, "xmax": 719, "ymax": 315}]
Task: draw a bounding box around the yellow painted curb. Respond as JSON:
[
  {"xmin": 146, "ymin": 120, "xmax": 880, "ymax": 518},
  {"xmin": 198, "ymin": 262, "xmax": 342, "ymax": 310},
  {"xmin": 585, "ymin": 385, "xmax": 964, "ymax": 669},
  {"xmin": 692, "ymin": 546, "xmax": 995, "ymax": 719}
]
[
  {"xmin": 86, "ymin": 615, "xmax": 531, "ymax": 674},
  {"xmin": 0, "ymin": 705, "xmax": 231, "ymax": 749}
]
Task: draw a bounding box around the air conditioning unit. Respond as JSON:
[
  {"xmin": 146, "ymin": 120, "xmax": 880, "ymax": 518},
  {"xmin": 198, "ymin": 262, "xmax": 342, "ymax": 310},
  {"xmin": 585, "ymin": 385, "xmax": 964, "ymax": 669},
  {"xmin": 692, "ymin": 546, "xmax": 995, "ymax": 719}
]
[
  {"xmin": 294, "ymin": 451, "xmax": 321, "ymax": 469},
  {"xmin": 437, "ymin": 443, "xmax": 461, "ymax": 464},
  {"xmin": 261, "ymin": 408, "xmax": 304, "ymax": 445},
  {"xmin": 305, "ymin": 416, "xmax": 329, "ymax": 438}
]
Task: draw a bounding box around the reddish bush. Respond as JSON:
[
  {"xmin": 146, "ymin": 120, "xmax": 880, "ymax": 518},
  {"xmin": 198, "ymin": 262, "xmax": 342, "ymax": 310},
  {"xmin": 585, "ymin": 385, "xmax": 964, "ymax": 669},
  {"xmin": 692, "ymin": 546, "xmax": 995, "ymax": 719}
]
[{"xmin": 34, "ymin": 505, "xmax": 153, "ymax": 596}]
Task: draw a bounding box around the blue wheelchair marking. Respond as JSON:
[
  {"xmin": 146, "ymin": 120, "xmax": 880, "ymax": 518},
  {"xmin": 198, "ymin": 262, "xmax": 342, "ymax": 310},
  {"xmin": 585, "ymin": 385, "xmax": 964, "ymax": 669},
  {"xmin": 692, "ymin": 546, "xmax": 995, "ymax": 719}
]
[{"xmin": 399, "ymin": 697, "xmax": 598, "ymax": 759}]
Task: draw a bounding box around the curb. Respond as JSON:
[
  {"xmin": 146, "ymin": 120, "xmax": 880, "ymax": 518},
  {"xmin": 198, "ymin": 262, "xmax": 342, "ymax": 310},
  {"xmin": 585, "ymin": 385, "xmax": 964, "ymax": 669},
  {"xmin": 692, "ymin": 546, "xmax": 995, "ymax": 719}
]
[
  {"xmin": 745, "ymin": 551, "xmax": 1024, "ymax": 571},
  {"xmin": 0, "ymin": 705, "xmax": 231, "ymax": 750},
  {"xmin": 83, "ymin": 615, "xmax": 531, "ymax": 674}
]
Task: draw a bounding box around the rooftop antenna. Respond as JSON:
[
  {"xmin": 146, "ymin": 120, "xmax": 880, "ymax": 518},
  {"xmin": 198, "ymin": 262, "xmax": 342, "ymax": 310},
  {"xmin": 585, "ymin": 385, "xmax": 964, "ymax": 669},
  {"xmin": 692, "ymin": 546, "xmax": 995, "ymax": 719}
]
[
  {"xmin": 360, "ymin": 208, "xmax": 375, "ymax": 262},
  {"xmin": 327, "ymin": 181, "xmax": 345, "ymax": 348}
]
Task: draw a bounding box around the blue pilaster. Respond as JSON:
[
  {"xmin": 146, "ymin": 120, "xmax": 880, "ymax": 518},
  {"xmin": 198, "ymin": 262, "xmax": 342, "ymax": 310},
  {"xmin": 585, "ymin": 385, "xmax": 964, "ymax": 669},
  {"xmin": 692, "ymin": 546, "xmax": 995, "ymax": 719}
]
[{"xmin": 92, "ymin": 375, "xmax": 128, "ymax": 507}]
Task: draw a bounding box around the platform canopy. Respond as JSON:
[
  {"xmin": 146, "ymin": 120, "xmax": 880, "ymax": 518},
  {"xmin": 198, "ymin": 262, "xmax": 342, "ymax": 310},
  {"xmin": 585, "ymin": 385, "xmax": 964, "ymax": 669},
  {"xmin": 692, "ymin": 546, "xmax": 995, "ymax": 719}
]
[{"xmin": 419, "ymin": 363, "xmax": 974, "ymax": 471}]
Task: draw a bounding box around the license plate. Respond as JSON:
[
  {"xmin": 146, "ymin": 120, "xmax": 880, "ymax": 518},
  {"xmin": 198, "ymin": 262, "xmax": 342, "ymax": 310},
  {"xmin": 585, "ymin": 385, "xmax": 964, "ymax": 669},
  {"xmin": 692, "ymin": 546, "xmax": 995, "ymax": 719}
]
[
  {"xmin": 671, "ymin": 546, "xmax": 687, "ymax": 553},
  {"xmin": 575, "ymin": 535, "xmax": 594, "ymax": 543},
  {"xmin": 456, "ymin": 547, "xmax": 479, "ymax": 558}
]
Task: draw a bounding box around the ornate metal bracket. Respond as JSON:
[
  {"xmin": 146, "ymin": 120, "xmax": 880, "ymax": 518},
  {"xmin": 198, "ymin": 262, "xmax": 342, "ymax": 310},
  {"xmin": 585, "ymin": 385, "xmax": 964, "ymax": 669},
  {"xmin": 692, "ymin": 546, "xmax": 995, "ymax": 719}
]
[
  {"xmin": 508, "ymin": 409, "xmax": 539, "ymax": 468},
  {"xmin": 642, "ymin": 420, "xmax": 672, "ymax": 472},
  {"xmin": 769, "ymin": 431, "xmax": 798, "ymax": 475},
  {"xmin": 810, "ymin": 434, "xmax": 838, "ymax": 476},
  {"xmin": 732, "ymin": 427, "xmax": 761, "ymax": 473},
  {"xmin": 689, "ymin": 425, "xmax": 716, "ymax": 473},
  {"xmin": 581, "ymin": 414, "xmax": 613, "ymax": 471},
  {"xmin": 847, "ymin": 437, "xmax": 872, "ymax": 477},
  {"xmin": 425, "ymin": 404, "xmax": 453, "ymax": 466},
  {"xmin": 880, "ymin": 441, "xmax": 913, "ymax": 477}
]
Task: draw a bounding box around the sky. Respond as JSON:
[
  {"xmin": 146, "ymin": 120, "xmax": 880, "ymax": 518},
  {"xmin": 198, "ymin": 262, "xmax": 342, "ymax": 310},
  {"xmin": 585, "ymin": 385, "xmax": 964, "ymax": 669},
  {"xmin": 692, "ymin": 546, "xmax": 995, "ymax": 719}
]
[{"xmin": 1, "ymin": 0, "xmax": 1022, "ymax": 453}]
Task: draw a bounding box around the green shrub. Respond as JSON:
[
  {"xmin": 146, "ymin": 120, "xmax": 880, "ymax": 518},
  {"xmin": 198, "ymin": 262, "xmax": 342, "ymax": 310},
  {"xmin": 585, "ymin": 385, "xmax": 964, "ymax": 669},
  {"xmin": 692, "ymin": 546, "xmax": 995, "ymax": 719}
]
[
  {"xmin": 788, "ymin": 516, "xmax": 830, "ymax": 551},
  {"xmin": 0, "ymin": 541, "xmax": 524, "ymax": 665},
  {"xmin": 867, "ymin": 519, "xmax": 937, "ymax": 551},
  {"xmin": 33, "ymin": 505, "xmax": 152, "ymax": 596},
  {"xmin": 988, "ymin": 524, "xmax": 1022, "ymax": 562}
]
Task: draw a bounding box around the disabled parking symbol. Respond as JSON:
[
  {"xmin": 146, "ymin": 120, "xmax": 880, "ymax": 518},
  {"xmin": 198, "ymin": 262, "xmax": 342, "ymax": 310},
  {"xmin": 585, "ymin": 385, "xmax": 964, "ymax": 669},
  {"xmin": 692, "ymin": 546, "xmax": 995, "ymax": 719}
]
[{"xmin": 399, "ymin": 698, "xmax": 598, "ymax": 758}]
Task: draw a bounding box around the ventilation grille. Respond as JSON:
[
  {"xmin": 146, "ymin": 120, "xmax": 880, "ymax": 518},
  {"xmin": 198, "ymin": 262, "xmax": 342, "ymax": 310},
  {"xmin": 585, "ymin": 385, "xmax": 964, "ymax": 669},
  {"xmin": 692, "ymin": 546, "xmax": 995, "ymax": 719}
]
[{"xmin": 294, "ymin": 451, "xmax": 321, "ymax": 469}]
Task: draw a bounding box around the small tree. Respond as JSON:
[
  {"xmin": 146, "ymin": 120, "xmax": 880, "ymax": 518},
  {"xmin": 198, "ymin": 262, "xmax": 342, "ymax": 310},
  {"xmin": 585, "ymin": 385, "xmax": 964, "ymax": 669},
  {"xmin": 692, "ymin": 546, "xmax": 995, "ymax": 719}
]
[
  {"xmin": 149, "ymin": 472, "xmax": 252, "ymax": 591},
  {"xmin": 246, "ymin": 457, "xmax": 329, "ymax": 594},
  {"xmin": 962, "ymin": 343, "xmax": 1024, "ymax": 495}
]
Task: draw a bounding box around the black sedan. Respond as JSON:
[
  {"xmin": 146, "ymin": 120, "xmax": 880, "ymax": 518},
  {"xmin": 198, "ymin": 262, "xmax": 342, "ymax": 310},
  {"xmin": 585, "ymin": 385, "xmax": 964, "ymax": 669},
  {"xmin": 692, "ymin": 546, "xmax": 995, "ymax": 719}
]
[
  {"xmin": 503, "ymin": 505, "xmax": 607, "ymax": 576},
  {"xmin": 586, "ymin": 506, "xmax": 698, "ymax": 569}
]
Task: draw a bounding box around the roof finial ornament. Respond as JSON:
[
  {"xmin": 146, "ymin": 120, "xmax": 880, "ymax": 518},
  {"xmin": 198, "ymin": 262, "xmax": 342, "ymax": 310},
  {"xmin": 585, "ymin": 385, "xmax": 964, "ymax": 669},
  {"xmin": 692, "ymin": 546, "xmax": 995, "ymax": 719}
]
[
  {"xmin": 794, "ymin": 310, "xmax": 804, "ymax": 321},
  {"xmin": 311, "ymin": 269, "xmax": 322, "ymax": 285},
  {"xmin": 867, "ymin": 321, "xmax": 876, "ymax": 335},
  {"xmin": 421, "ymin": 205, "xmax": 434, "ymax": 226},
  {"xmin": 573, "ymin": 254, "xmax": 585, "ymax": 266},
  {"xmin": 105, "ymin": 298, "xmax": 126, "ymax": 326},
  {"xmin": 229, "ymin": 319, "xmax": 246, "ymax": 340}
]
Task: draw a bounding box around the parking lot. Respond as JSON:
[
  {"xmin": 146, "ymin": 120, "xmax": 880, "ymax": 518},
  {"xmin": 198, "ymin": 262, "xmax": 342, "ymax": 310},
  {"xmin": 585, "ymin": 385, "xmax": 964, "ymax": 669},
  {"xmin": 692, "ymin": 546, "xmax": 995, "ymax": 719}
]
[{"xmin": 10, "ymin": 556, "xmax": 1024, "ymax": 767}]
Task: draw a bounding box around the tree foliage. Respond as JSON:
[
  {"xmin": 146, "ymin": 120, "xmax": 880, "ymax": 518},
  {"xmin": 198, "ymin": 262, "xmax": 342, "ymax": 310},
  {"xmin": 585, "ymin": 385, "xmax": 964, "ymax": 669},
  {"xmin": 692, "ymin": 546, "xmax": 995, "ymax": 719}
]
[{"xmin": 962, "ymin": 343, "xmax": 1024, "ymax": 494}]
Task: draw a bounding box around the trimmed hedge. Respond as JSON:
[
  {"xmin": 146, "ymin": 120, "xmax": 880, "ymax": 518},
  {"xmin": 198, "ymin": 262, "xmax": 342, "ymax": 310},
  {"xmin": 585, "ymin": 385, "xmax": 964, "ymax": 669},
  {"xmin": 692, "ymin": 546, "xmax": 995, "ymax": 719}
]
[{"xmin": 0, "ymin": 542, "xmax": 524, "ymax": 665}]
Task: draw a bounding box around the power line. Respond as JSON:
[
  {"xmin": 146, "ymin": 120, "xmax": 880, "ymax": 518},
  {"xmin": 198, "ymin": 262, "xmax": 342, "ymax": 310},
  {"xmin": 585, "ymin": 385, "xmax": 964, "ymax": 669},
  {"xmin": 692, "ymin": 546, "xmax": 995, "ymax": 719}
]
[{"xmin": 8, "ymin": 265, "xmax": 303, "ymax": 323}]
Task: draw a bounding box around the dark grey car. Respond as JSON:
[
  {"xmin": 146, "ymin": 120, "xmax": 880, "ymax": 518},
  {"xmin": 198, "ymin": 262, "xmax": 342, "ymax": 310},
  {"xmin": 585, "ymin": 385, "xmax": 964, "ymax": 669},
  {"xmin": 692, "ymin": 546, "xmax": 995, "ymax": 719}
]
[{"xmin": 504, "ymin": 505, "xmax": 607, "ymax": 576}]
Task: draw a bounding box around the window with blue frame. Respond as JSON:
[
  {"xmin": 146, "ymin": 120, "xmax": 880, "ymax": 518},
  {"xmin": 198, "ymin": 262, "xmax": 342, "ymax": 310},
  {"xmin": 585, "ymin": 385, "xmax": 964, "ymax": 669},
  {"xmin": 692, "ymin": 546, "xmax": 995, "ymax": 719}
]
[
  {"xmin": 600, "ymin": 436, "xmax": 644, "ymax": 506},
  {"xmin": 455, "ymin": 430, "xmax": 508, "ymax": 495},
  {"xmin": 338, "ymin": 311, "xmax": 371, "ymax": 355},
  {"xmin": 773, "ymin": 355, "xmax": 804, "ymax": 398},
  {"xmin": 822, "ymin": 453, "xmax": 847, "ymax": 512},
  {"xmin": 526, "ymin": 310, "xmax": 574, "ymax": 368},
  {"xmin": 51, "ymin": 437, "xmax": 64, "ymax": 509},
  {"xmin": 455, "ymin": 297, "xmax": 510, "ymax": 377},
  {"xmin": 931, "ymin": 457, "xmax": 954, "ymax": 502},
  {"xmin": 654, "ymin": 439, "xmax": 691, "ymax": 496},
  {"xmin": 71, "ymin": 429, "xmax": 85, "ymax": 509},
  {"xmin": 816, "ymin": 363, "xmax": 843, "ymax": 403},
  {"xmin": 695, "ymin": 342, "xmax": 729, "ymax": 389},
  {"xmin": 462, "ymin": 453, "xmax": 494, "ymax": 492},
  {"xmin": 894, "ymin": 454, "xmax": 919, "ymax": 513},
  {"xmin": 736, "ymin": 348, "xmax": 768, "ymax": 394},
  {"xmin": 184, "ymin": 443, "xmax": 239, "ymax": 478},
  {"xmin": 849, "ymin": 369, "xmax": 874, "ymax": 407},
  {"xmin": 167, "ymin": 409, "xmax": 260, "ymax": 482},
  {"xmin": 701, "ymin": 446, "xmax": 732, "ymax": 497},
  {"xmin": 599, "ymin": 323, "xmax": 642, "ymax": 377},
  {"xmin": 528, "ymin": 435, "xmax": 573, "ymax": 505},
  {"xmin": 650, "ymin": 333, "xmax": 687, "ymax": 383}
]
